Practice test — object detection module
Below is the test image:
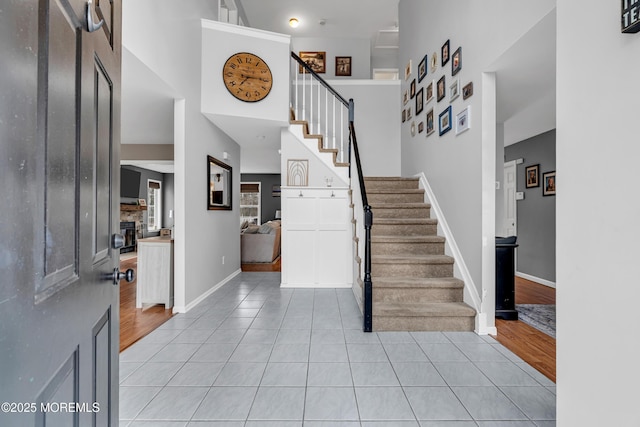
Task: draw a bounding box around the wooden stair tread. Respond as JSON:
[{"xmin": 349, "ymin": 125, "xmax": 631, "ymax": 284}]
[
  {"xmin": 372, "ymin": 235, "xmax": 444, "ymax": 243},
  {"xmin": 373, "ymin": 277, "xmax": 464, "ymax": 288},
  {"xmin": 374, "ymin": 302, "xmax": 476, "ymax": 317},
  {"xmin": 372, "ymin": 254, "xmax": 454, "ymax": 264}
]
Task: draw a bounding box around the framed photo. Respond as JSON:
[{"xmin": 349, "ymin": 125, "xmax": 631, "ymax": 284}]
[
  {"xmin": 405, "ymin": 59, "xmax": 412, "ymax": 80},
  {"xmin": 138, "ymin": 198, "xmax": 147, "ymax": 207},
  {"xmin": 543, "ymin": 171, "xmax": 556, "ymax": 196},
  {"xmin": 418, "ymin": 121, "xmax": 425, "ymax": 133},
  {"xmin": 449, "ymin": 79, "xmax": 460, "ymax": 102},
  {"xmin": 410, "ymin": 79, "xmax": 416, "ymax": 98},
  {"xmin": 455, "ymin": 106, "xmax": 471, "ymax": 135},
  {"xmin": 437, "ymin": 75, "xmax": 446, "ymax": 102},
  {"xmin": 402, "ymin": 109, "xmax": 406, "ymax": 123},
  {"xmin": 403, "ymin": 89, "xmax": 409, "ymax": 105},
  {"xmin": 407, "ymin": 106, "xmax": 412, "ymax": 120},
  {"xmin": 335, "ymin": 56, "xmax": 352, "ymax": 76},
  {"xmin": 425, "ymin": 81, "xmax": 434, "ymax": 104},
  {"xmin": 299, "ymin": 51, "xmax": 326, "ymax": 74},
  {"xmin": 441, "ymin": 39, "xmax": 450, "ymax": 66},
  {"xmin": 462, "ymin": 82, "xmax": 474, "ymax": 100},
  {"xmin": 438, "ymin": 106, "xmax": 452, "ymax": 136},
  {"xmin": 416, "ymin": 87, "xmax": 424, "ymax": 114},
  {"xmin": 451, "ymin": 47, "xmax": 462, "ymax": 76},
  {"xmin": 272, "ymin": 185, "xmax": 281, "ymax": 197},
  {"xmin": 426, "ymin": 108, "xmax": 435, "ymax": 136},
  {"xmin": 418, "ymin": 55, "xmax": 428, "ymax": 82},
  {"xmin": 525, "ymin": 164, "xmax": 540, "ymax": 188}
]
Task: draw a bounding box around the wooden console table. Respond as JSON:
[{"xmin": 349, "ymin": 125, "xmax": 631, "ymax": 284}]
[{"xmin": 136, "ymin": 236, "xmax": 174, "ymax": 309}]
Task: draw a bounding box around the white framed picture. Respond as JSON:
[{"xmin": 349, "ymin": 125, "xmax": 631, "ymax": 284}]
[
  {"xmin": 449, "ymin": 79, "xmax": 460, "ymax": 102},
  {"xmin": 456, "ymin": 106, "xmax": 471, "ymax": 135}
]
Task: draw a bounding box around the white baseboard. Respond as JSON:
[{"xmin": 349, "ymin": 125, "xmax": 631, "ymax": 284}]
[
  {"xmin": 516, "ymin": 271, "xmax": 556, "ymax": 289},
  {"xmin": 172, "ymin": 268, "xmax": 241, "ymax": 314}
]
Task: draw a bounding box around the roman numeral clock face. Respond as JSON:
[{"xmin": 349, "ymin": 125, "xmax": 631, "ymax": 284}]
[{"xmin": 222, "ymin": 52, "xmax": 273, "ymax": 102}]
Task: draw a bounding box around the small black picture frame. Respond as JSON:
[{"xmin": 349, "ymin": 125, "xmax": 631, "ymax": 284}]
[
  {"xmin": 462, "ymin": 82, "xmax": 473, "ymax": 100},
  {"xmin": 437, "ymin": 75, "xmax": 446, "ymax": 102},
  {"xmin": 410, "ymin": 79, "xmax": 416, "ymax": 98},
  {"xmin": 441, "ymin": 39, "xmax": 450, "ymax": 67},
  {"xmin": 418, "ymin": 55, "xmax": 428, "ymax": 82},
  {"xmin": 543, "ymin": 171, "xmax": 556, "ymax": 196},
  {"xmin": 452, "ymin": 47, "xmax": 462, "ymax": 76},
  {"xmin": 525, "ymin": 164, "xmax": 540, "ymax": 188},
  {"xmin": 416, "ymin": 87, "xmax": 424, "ymax": 114}
]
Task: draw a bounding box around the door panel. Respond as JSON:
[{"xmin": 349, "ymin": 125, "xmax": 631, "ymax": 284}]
[
  {"xmin": 94, "ymin": 60, "xmax": 113, "ymax": 264},
  {"xmin": 504, "ymin": 161, "xmax": 517, "ymax": 236},
  {"xmin": 0, "ymin": 0, "xmax": 122, "ymax": 425},
  {"xmin": 39, "ymin": 0, "xmax": 82, "ymax": 300}
]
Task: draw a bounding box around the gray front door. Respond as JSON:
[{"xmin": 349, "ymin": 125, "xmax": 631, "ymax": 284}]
[{"xmin": 0, "ymin": 0, "xmax": 122, "ymax": 425}]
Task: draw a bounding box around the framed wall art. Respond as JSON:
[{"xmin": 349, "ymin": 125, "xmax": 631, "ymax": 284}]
[
  {"xmin": 439, "ymin": 106, "xmax": 452, "ymax": 136},
  {"xmin": 525, "ymin": 164, "xmax": 540, "ymax": 188},
  {"xmin": 426, "ymin": 81, "xmax": 434, "ymax": 104},
  {"xmin": 405, "ymin": 59, "xmax": 412, "ymax": 80},
  {"xmin": 403, "ymin": 89, "xmax": 409, "ymax": 105},
  {"xmin": 299, "ymin": 51, "xmax": 326, "ymax": 73},
  {"xmin": 407, "ymin": 106, "xmax": 412, "ymax": 120},
  {"xmin": 418, "ymin": 121, "xmax": 425, "ymax": 133},
  {"xmin": 451, "ymin": 47, "xmax": 462, "ymax": 76},
  {"xmin": 416, "ymin": 87, "xmax": 424, "ymax": 114},
  {"xmin": 426, "ymin": 108, "xmax": 435, "ymax": 136},
  {"xmin": 543, "ymin": 171, "xmax": 556, "ymax": 196},
  {"xmin": 287, "ymin": 159, "xmax": 309, "ymax": 186},
  {"xmin": 437, "ymin": 75, "xmax": 446, "ymax": 102},
  {"xmin": 449, "ymin": 79, "xmax": 460, "ymax": 102},
  {"xmin": 455, "ymin": 106, "xmax": 471, "ymax": 135},
  {"xmin": 410, "ymin": 79, "xmax": 416, "ymax": 98},
  {"xmin": 462, "ymin": 82, "xmax": 474, "ymax": 100},
  {"xmin": 402, "ymin": 109, "xmax": 406, "ymax": 123},
  {"xmin": 441, "ymin": 39, "xmax": 450, "ymax": 66},
  {"xmin": 335, "ymin": 56, "xmax": 352, "ymax": 76},
  {"xmin": 418, "ymin": 54, "xmax": 428, "ymax": 82},
  {"xmin": 430, "ymin": 52, "xmax": 438, "ymax": 73}
]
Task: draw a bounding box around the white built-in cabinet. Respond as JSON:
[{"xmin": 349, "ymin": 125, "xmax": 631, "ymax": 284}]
[
  {"xmin": 136, "ymin": 236, "xmax": 174, "ymax": 308},
  {"xmin": 281, "ymin": 187, "xmax": 352, "ymax": 288}
]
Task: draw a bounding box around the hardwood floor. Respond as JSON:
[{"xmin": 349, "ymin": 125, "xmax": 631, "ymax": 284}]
[
  {"xmin": 241, "ymin": 256, "xmax": 281, "ymax": 272},
  {"xmin": 119, "ymin": 256, "xmax": 173, "ymax": 352},
  {"xmin": 491, "ymin": 276, "xmax": 556, "ymax": 382}
]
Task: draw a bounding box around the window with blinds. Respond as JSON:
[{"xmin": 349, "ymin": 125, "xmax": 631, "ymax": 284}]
[
  {"xmin": 147, "ymin": 179, "xmax": 162, "ymax": 232},
  {"xmin": 240, "ymin": 182, "xmax": 260, "ymax": 225}
]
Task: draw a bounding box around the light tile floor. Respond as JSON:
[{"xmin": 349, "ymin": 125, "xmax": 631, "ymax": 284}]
[{"xmin": 120, "ymin": 272, "xmax": 556, "ymax": 427}]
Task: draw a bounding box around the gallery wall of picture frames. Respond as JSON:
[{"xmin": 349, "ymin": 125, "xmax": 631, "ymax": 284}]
[{"xmin": 402, "ymin": 38, "xmax": 474, "ymax": 140}]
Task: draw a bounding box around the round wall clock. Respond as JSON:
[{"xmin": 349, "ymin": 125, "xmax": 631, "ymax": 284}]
[{"xmin": 222, "ymin": 52, "xmax": 273, "ymax": 102}]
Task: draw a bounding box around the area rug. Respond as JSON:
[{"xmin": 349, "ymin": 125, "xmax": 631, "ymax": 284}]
[{"xmin": 515, "ymin": 304, "xmax": 556, "ymax": 338}]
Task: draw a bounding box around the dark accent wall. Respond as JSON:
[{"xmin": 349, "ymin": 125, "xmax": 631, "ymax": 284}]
[
  {"xmin": 163, "ymin": 173, "xmax": 175, "ymax": 229},
  {"xmin": 121, "ymin": 165, "xmax": 169, "ymax": 237},
  {"xmin": 241, "ymin": 174, "xmax": 281, "ymax": 224},
  {"xmin": 505, "ymin": 130, "xmax": 556, "ymax": 283}
]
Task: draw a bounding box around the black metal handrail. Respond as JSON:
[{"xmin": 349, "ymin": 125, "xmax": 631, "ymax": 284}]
[
  {"xmin": 349, "ymin": 114, "xmax": 373, "ymax": 332},
  {"xmin": 290, "ymin": 52, "xmax": 373, "ymax": 332},
  {"xmin": 291, "ymin": 52, "xmax": 349, "ymax": 107}
]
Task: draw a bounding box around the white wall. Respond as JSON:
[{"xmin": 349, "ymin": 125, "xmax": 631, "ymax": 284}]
[
  {"xmin": 329, "ymin": 80, "xmax": 401, "ymax": 177},
  {"xmin": 123, "ymin": 0, "xmax": 242, "ymax": 311},
  {"xmin": 557, "ymin": 2, "xmax": 640, "ymax": 425},
  {"xmin": 293, "ymin": 37, "xmax": 371, "ymax": 79},
  {"xmin": 398, "ymin": 0, "xmax": 555, "ymax": 302}
]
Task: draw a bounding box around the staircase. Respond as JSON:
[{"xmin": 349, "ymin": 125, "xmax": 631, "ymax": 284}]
[{"xmin": 366, "ymin": 177, "xmax": 476, "ymax": 331}]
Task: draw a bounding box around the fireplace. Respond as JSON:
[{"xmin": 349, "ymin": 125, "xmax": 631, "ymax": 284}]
[{"xmin": 120, "ymin": 221, "xmax": 137, "ymax": 253}]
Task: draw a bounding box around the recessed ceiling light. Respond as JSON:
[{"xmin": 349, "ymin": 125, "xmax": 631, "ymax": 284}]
[{"xmin": 289, "ymin": 18, "xmax": 300, "ymax": 28}]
